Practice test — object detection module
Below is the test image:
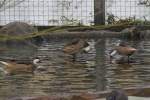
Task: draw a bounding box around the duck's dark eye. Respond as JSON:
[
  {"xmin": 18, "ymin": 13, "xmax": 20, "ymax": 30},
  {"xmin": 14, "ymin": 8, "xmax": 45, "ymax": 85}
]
[{"xmin": 84, "ymin": 42, "xmax": 89, "ymax": 47}]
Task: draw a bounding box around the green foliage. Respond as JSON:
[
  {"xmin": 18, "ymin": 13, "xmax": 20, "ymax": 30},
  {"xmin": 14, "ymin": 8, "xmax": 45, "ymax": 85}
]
[
  {"xmin": 138, "ymin": 0, "xmax": 150, "ymax": 7},
  {"xmin": 107, "ymin": 13, "xmax": 150, "ymax": 26}
]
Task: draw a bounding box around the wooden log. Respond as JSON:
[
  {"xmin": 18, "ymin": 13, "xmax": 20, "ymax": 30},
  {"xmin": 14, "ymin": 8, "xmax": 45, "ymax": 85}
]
[
  {"xmin": 45, "ymin": 31, "xmax": 121, "ymax": 39},
  {"xmin": 41, "ymin": 28, "xmax": 150, "ymax": 39}
]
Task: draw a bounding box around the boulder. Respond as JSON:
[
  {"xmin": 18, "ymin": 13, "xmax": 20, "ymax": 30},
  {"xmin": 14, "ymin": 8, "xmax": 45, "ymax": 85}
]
[{"xmin": 0, "ymin": 21, "xmax": 37, "ymax": 35}]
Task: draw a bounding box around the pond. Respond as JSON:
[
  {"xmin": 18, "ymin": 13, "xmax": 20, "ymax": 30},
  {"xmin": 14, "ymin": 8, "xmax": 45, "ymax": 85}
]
[{"xmin": 0, "ymin": 38, "xmax": 150, "ymax": 99}]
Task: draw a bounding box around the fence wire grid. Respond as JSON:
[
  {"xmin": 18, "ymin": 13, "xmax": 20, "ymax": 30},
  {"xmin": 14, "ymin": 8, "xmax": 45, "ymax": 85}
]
[
  {"xmin": 0, "ymin": 0, "xmax": 150, "ymax": 26},
  {"xmin": 106, "ymin": 0, "xmax": 150, "ymax": 23},
  {"xmin": 0, "ymin": 0, "xmax": 94, "ymax": 26}
]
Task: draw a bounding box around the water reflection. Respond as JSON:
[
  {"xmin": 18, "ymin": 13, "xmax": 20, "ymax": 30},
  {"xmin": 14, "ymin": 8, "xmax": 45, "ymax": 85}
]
[
  {"xmin": 0, "ymin": 39, "xmax": 150, "ymax": 99},
  {"xmin": 0, "ymin": 42, "xmax": 37, "ymax": 60},
  {"xmin": 95, "ymin": 39, "xmax": 107, "ymax": 91}
]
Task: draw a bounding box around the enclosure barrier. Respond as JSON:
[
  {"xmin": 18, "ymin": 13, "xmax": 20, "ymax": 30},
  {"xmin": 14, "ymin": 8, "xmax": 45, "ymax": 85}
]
[{"xmin": 0, "ymin": 0, "xmax": 149, "ymax": 26}]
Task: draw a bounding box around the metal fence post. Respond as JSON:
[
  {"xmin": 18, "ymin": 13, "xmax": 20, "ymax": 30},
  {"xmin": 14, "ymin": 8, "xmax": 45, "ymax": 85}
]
[{"xmin": 94, "ymin": 0, "xmax": 105, "ymax": 25}]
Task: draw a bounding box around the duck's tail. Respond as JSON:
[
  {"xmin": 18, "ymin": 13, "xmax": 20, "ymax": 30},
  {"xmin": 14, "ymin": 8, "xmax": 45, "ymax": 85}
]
[
  {"xmin": 83, "ymin": 42, "xmax": 92, "ymax": 53},
  {"xmin": 130, "ymin": 48, "xmax": 137, "ymax": 51},
  {"xmin": 0, "ymin": 67, "xmax": 8, "ymax": 74},
  {"xmin": 0, "ymin": 61, "xmax": 9, "ymax": 74},
  {"xmin": 0, "ymin": 61, "xmax": 9, "ymax": 66},
  {"xmin": 110, "ymin": 50, "xmax": 117, "ymax": 57},
  {"xmin": 83, "ymin": 46, "xmax": 91, "ymax": 53}
]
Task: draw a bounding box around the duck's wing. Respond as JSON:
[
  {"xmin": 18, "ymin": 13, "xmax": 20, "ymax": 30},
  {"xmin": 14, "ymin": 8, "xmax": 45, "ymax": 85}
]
[
  {"xmin": 116, "ymin": 46, "xmax": 136, "ymax": 55},
  {"xmin": 8, "ymin": 59, "xmax": 32, "ymax": 64},
  {"xmin": 65, "ymin": 39, "xmax": 80, "ymax": 46},
  {"xmin": 63, "ymin": 45, "xmax": 80, "ymax": 54}
]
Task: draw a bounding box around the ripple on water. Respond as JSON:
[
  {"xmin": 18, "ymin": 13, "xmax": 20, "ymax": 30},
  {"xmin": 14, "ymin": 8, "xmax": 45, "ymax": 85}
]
[{"xmin": 0, "ymin": 39, "xmax": 150, "ymax": 99}]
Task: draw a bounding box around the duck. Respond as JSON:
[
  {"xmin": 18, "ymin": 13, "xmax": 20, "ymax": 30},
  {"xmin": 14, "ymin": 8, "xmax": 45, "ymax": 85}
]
[
  {"xmin": 0, "ymin": 57, "xmax": 41, "ymax": 75},
  {"xmin": 110, "ymin": 41, "xmax": 136, "ymax": 63},
  {"xmin": 63, "ymin": 39, "xmax": 91, "ymax": 61},
  {"xmin": 106, "ymin": 90, "xmax": 128, "ymax": 100}
]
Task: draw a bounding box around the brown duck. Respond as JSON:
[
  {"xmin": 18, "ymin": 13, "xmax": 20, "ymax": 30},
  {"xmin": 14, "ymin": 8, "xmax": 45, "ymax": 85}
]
[
  {"xmin": 110, "ymin": 41, "xmax": 136, "ymax": 63},
  {"xmin": 0, "ymin": 57, "xmax": 40, "ymax": 75},
  {"xmin": 63, "ymin": 39, "xmax": 91, "ymax": 61}
]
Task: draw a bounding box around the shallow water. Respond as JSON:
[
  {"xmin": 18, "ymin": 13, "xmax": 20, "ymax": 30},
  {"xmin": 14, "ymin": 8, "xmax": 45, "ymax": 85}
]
[{"xmin": 0, "ymin": 39, "xmax": 150, "ymax": 99}]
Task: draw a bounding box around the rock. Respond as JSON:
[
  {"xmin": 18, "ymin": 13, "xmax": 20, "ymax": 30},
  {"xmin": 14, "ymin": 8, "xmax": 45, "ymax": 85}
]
[
  {"xmin": 0, "ymin": 21, "xmax": 37, "ymax": 35},
  {"xmin": 0, "ymin": 21, "xmax": 44, "ymax": 46}
]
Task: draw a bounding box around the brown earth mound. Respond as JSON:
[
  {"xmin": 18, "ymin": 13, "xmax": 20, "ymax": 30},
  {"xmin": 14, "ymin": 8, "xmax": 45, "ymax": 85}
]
[{"xmin": 0, "ymin": 21, "xmax": 37, "ymax": 35}]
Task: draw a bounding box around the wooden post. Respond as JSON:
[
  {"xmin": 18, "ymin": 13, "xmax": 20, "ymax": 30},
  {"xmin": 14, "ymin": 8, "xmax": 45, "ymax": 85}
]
[
  {"xmin": 94, "ymin": 0, "xmax": 105, "ymax": 25},
  {"xmin": 95, "ymin": 39, "xmax": 107, "ymax": 91}
]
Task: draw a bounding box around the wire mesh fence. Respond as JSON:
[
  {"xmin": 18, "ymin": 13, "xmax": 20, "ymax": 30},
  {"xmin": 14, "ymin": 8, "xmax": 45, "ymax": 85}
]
[
  {"xmin": 0, "ymin": 0, "xmax": 150, "ymax": 26},
  {"xmin": 106, "ymin": 0, "xmax": 150, "ymax": 24},
  {"xmin": 0, "ymin": 0, "xmax": 94, "ymax": 26}
]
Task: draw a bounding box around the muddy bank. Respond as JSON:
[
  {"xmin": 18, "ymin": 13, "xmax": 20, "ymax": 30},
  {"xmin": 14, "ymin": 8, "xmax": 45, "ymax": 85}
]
[{"xmin": 10, "ymin": 86, "xmax": 150, "ymax": 100}]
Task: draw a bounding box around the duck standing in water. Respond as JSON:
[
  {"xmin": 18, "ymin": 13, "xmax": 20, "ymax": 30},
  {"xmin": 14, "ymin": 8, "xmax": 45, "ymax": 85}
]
[
  {"xmin": 110, "ymin": 41, "xmax": 137, "ymax": 63},
  {"xmin": 63, "ymin": 39, "xmax": 91, "ymax": 61},
  {"xmin": 106, "ymin": 90, "xmax": 128, "ymax": 100},
  {"xmin": 0, "ymin": 57, "xmax": 41, "ymax": 75}
]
